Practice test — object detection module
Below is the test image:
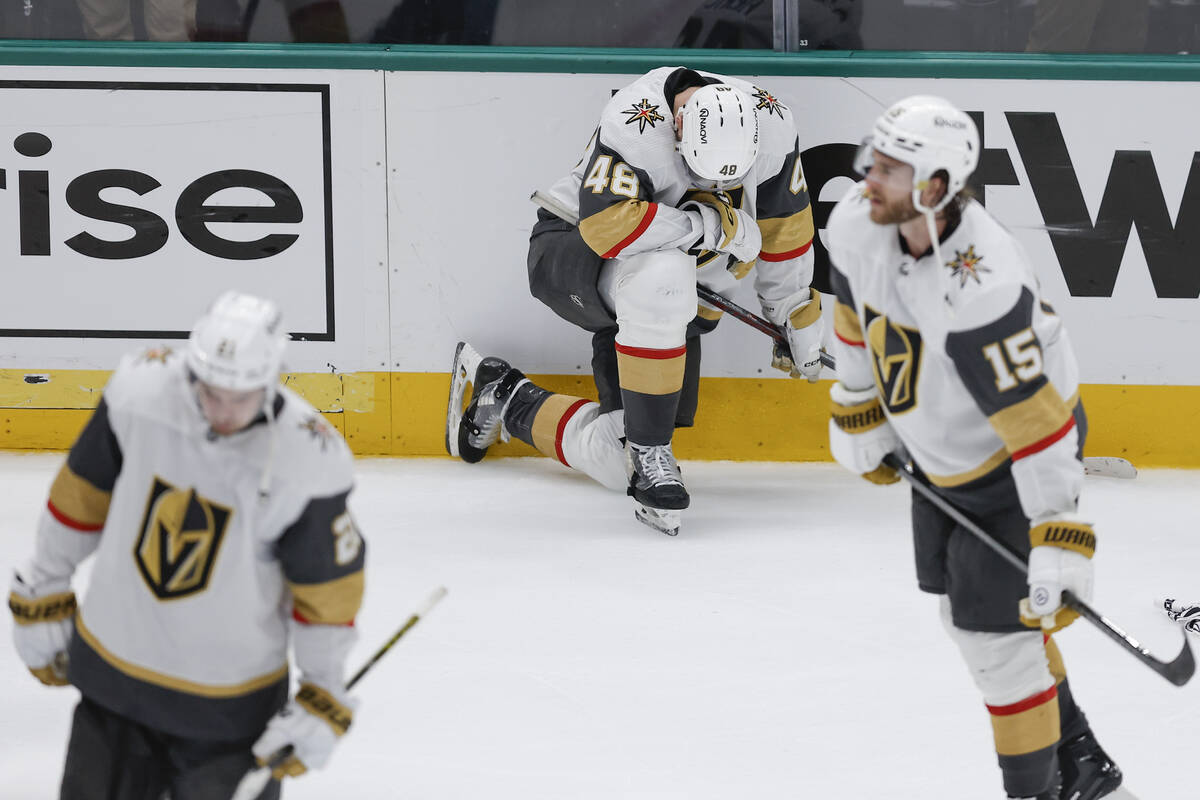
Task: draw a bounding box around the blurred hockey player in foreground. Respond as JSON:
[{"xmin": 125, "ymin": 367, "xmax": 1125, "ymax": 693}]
[
  {"xmin": 448, "ymin": 66, "xmax": 823, "ymax": 535},
  {"xmin": 8, "ymin": 292, "xmax": 365, "ymax": 798},
  {"xmin": 825, "ymin": 96, "xmax": 1125, "ymax": 799}
]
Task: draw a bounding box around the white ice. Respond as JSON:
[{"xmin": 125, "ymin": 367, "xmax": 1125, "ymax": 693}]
[{"xmin": 0, "ymin": 453, "xmax": 1196, "ymax": 799}]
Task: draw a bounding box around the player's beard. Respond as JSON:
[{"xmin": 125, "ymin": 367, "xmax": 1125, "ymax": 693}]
[{"xmin": 867, "ymin": 190, "xmax": 922, "ymax": 226}]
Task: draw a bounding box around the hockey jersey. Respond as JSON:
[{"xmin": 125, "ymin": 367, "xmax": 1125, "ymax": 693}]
[
  {"xmin": 32, "ymin": 348, "xmax": 365, "ymax": 740},
  {"xmin": 827, "ymin": 184, "xmax": 1084, "ymax": 522},
  {"xmin": 541, "ymin": 65, "xmax": 816, "ymax": 314}
]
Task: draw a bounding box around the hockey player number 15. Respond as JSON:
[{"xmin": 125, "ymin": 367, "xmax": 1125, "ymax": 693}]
[{"xmin": 981, "ymin": 328, "xmax": 1043, "ymax": 391}]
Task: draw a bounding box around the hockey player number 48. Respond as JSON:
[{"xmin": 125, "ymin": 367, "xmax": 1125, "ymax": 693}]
[
  {"xmin": 981, "ymin": 328, "xmax": 1043, "ymax": 391},
  {"xmin": 584, "ymin": 156, "xmax": 640, "ymax": 198}
]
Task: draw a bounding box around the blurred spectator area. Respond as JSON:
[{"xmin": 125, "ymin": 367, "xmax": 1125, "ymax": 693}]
[{"xmin": 0, "ymin": 0, "xmax": 1194, "ymax": 53}]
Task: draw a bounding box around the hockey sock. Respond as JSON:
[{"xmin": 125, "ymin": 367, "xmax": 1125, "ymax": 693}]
[
  {"xmin": 988, "ymin": 685, "xmax": 1062, "ymax": 798},
  {"xmin": 615, "ymin": 342, "xmax": 685, "ymax": 446}
]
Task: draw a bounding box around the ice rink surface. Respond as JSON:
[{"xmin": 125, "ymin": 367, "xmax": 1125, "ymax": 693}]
[{"xmin": 0, "ymin": 453, "xmax": 1195, "ymax": 799}]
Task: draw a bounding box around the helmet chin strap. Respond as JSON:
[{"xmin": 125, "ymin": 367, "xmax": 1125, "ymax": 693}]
[{"xmin": 913, "ymin": 186, "xmax": 949, "ymax": 273}]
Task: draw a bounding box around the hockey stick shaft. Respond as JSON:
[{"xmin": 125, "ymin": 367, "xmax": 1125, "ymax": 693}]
[
  {"xmin": 230, "ymin": 587, "xmax": 448, "ymax": 800},
  {"xmin": 529, "ymin": 190, "xmax": 835, "ymax": 369},
  {"xmin": 881, "ymin": 453, "xmax": 1193, "ymax": 686}
]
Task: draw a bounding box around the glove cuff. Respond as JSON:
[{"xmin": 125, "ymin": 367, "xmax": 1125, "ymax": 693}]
[
  {"xmin": 9, "ymin": 583, "xmax": 76, "ymax": 626},
  {"xmin": 786, "ymin": 289, "xmax": 822, "ymax": 332},
  {"xmin": 830, "ymin": 383, "xmax": 886, "ymax": 430},
  {"xmin": 296, "ymin": 681, "xmax": 354, "ymax": 737},
  {"xmin": 1030, "ymin": 519, "xmax": 1095, "ymax": 559}
]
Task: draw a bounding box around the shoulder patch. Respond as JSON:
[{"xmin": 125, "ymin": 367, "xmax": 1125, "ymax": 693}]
[
  {"xmin": 299, "ymin": 414, "xmax": 338, "ymax": 450},
  {"xmin": 946, "ymin": 244, "xmax": 990, "ymax": 288},
  {"xmin": 750, "ymin": 86, "xmax": 787, "ymax": 118},
  {"xmin": 622, "ymin": 98, "xmax": 665, "ymax": 133},
  {"xmin": 137, "ymin": 346, "xmax": 174, "ymax": 365}
]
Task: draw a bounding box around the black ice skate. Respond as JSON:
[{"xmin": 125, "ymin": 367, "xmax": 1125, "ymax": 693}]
[
  {"xmin": 626, "ymin": 441, "xmax": 689, "ymax": 536},
  {"xmin": 445, "ymin": 341, "xmax": 526, "ymax": 463},
  {"xmin": 1059, "ymin": 732, "xmax": 1125, "ymax": 800}
]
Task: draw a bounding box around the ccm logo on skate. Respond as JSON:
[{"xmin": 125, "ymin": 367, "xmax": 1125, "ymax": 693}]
[{"xmin": 3, "ymin": 132, "xmax": 303, "ymax": 261}]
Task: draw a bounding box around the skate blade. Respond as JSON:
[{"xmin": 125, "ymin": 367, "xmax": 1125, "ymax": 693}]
[
  {"xmin": 445, "ymin": 341, "xmax": 483, "ymax": 458},
  {"xmin": 634, "ymin": 504, "xmax": 680, "ymax": 536}
]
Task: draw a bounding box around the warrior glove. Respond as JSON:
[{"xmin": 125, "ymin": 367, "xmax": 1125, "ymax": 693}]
[
  {"xmin": 1021, "ymin": 515, "xmax": 1095, "ymax": 634},
  {"xmin": 828, "ymin": 383, "xmax": 901, "ymax": 485},
  {"xmin": 252, "ymin": 682, "xmax": 357, "ymax": 778},
  {"xmin": 761, "ymin": 288, "xmax": 823, "ymax": 382},
  {"xmin": 680, "ymin": 191, "xmax": 761, "ymax": 266},
  {"xmin": 8, "ymin": 572, "xmax": 75, "ymax": 686}
]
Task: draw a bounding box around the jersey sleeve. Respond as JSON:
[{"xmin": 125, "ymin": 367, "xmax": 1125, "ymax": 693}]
[
  {"xmin": 576, "ymin": 135, "xmax": 701, "ymax": 259},
  {"xmin": 944, "ymin": 285, "xmax": 1082, "ymax": 521},
  {"xmin": 752, "ymin": 136, "xmax": 816, "ymax": 304},
  {"xmin": 27, "ymin": 396, "xmax": 122, "ymax": 584}
]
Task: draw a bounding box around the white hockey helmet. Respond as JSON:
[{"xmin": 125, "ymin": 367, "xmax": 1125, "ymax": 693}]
[
  {"xmin": 855, "ymin": 95, "xmax": 979, "ymax": 213},
  {"xmin": 186, "ymin": 291, "xmax": 287, "ymax": 394},
  {"xmin": 677, "ymin": 83, "xmax": 760, "ymax": 184}
]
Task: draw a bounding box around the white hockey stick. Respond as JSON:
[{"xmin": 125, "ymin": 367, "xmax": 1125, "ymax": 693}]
[
  {"xmin": 529, "ymin": 189, "xmax": 1138, "ymax": 481},
  {"xmin": 230, "ymin": 587, "xmax": 448, "ymax": 800}
]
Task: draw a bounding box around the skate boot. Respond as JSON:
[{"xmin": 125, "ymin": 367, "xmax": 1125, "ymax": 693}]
[
  {"xmin": 1058, "ymin": 732, "xmax": 1123, "ymax": 800},
  {"xmin": 626, "ymin": 441, "xmax": 689, "ymax": 536},
  {"xmin": 445, "ymin": 341, "xmax": 527, "ymax": 463}
]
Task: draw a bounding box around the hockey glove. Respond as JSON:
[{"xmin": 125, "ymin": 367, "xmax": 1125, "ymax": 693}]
[
  {"xmin": 1019, "ymin": 515, "xmax": 1095, "ymax": 634},
  {"xmin": 252, "ymin": 682, "xmax": 356, "ymax": 779},
  {"xmin": 680, "ymin": 191, "xmax": 761, "ymax": 266},
  {"xmin": 761, "ymin": 288, "xmax": 824, "ymax": 382},
  {"xmin": 8, "ymin": 572, "xmax": 75, "ymax": 686},
  {"xmin": 828, "ymin": 383, "xmax": 901, "ymax": 485},
  {"xmin": 1161, "ymin": 598, "xmax": 1200, "ymax": 634}
]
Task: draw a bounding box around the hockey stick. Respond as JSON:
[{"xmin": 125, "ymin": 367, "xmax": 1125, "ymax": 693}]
[
  {"xmin": 881, "ymin": 453, "xmax": 1193, "ymax": 686},
  {"xmin": 529, "ymin": 189, "xmax": 833, "ymax": 368},
  {"xmin": 529, "ymin": 190, "xmax": 1134, "ymax": 479},
  {"xmin": 230, "ymin": 586, "xmax": 449, "ymax": 800}
]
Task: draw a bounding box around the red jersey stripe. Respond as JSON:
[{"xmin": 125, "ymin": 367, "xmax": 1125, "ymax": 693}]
[
  {"xmin": 601, "ymin": 202, "xmax": 658, "ymax": 258},
  {"xmin": 47, "ymin": 500, "xmax": 103, "ymax": 533},
  {"xmin": 1012, "ymin": 416, "xmax": 1076, "ymax": 462}
]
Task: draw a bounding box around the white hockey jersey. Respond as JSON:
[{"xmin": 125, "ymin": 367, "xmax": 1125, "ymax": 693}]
[
  {"xmin": 542, "ymin": 65, "xmax": 816, "ymax": 313},
  {"xmin": 827, "ymin": 184, "xmax": 1084, "ymax": 521},
  {"xmin": 30, "ymin": 348, "xmax": 364, "ymax": 740}
]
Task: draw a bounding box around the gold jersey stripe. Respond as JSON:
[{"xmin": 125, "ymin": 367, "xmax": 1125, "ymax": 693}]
[
  {"xmin": 988, "ymin": 383, "xmax": 1073, "ymax": 455},
  {"xmin": 924, "ymin": 446, "xmax": 1010, "ymax": 488},
  {"xmin": 48, "ymin": 463, "xmax": 111, "ymax": 529},
  {"xmin": 616, "ymin": 351, "xmax": 686, "ymax": 396},
  {"xmin": 834, "ymin": 301, "xmax": 864, "ymax": 346},
  {"xmin": 758, "ymin": 209, "xmax": 815, "ymax": 256},
  {"xmin": 289, "ymin": 570, "xmax": 365, "ymax": 626},
  {"xmin": 1044, "ymin": 636, "xmax": 1066, "ymax": 685},
  {"xmin": 531, "ymin": 394, "xmax": 590, "ymax": 463},
  {"xmin": 76, "ymin": 615, "xmax": 288, "ymax": 697},
  {"xmin": 579, "ymin": 200, "xmax": 653, "ymax": 258},
  {"xmin": 697, "ymin": 305, "xmax": 724, "ymax": 321},
  {"xmin": 989, "ymin": 690, "xmax": 1061, "ymax": 756}
]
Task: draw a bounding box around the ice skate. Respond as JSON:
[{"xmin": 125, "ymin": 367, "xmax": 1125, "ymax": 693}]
[
  {"xmin": 1059, "ymin": 732, "xmax": 1127, "ymax": 800},
  {"xmin": 626, "ymin": 442, "xmax": 689, "ymax": 536},
  {"xmin": 445, "ymin": 341, "xmax": 526, "ymax": 463}
]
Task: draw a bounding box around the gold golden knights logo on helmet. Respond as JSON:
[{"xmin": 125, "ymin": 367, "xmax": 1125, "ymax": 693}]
[
  {"xmin": 864, "ymin": 305, "xmax": 923, "ymax": 415},
  {"xmin": 134, "ymin": 477, "xmax": 232, "ymax": 600}
]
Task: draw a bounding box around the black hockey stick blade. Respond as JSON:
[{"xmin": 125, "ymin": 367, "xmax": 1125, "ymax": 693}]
[
  {"xmin": 882, "ymin": 454, "xmax": 1193, "ymax": 687},
  {"xmin": 1064, "ymin": 590, "xmax": 1194, "ymax": 687}
]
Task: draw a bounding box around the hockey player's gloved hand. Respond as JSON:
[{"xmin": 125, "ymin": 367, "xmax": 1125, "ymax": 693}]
[
  {"xmin": 8, "ymin": 572, "xmax": 75, "ymax": 686},
  {"xmin": 252, "ymin": 682, "xmax": 356, "ymax": 779},
  {"xmin": 1020, "ymin": 515, "xmax": 1095, "ymax": 634},
  {"xmin": 681, "ymin": 191, "xmax": 761, "ymax": 266},
  {"xmin": 828, "ymin": 382, "xmax": 902, "ymax": 485},
  {"xmin": 761, "ymin": 289, "xmax": 824, "ymax": 382}
]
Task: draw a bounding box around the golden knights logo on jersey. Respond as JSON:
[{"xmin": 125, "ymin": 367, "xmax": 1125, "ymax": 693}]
[
  {"xmin": 134, "ymin": 477, "xmax": 232, "ymax": 600},
  {"xmin": 622, "ymin": 98, "xmax": 665, "ymax": 133},
  {"xmin": 864, "ymin": 305, "xmax": 923, "ymax": 415}
]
